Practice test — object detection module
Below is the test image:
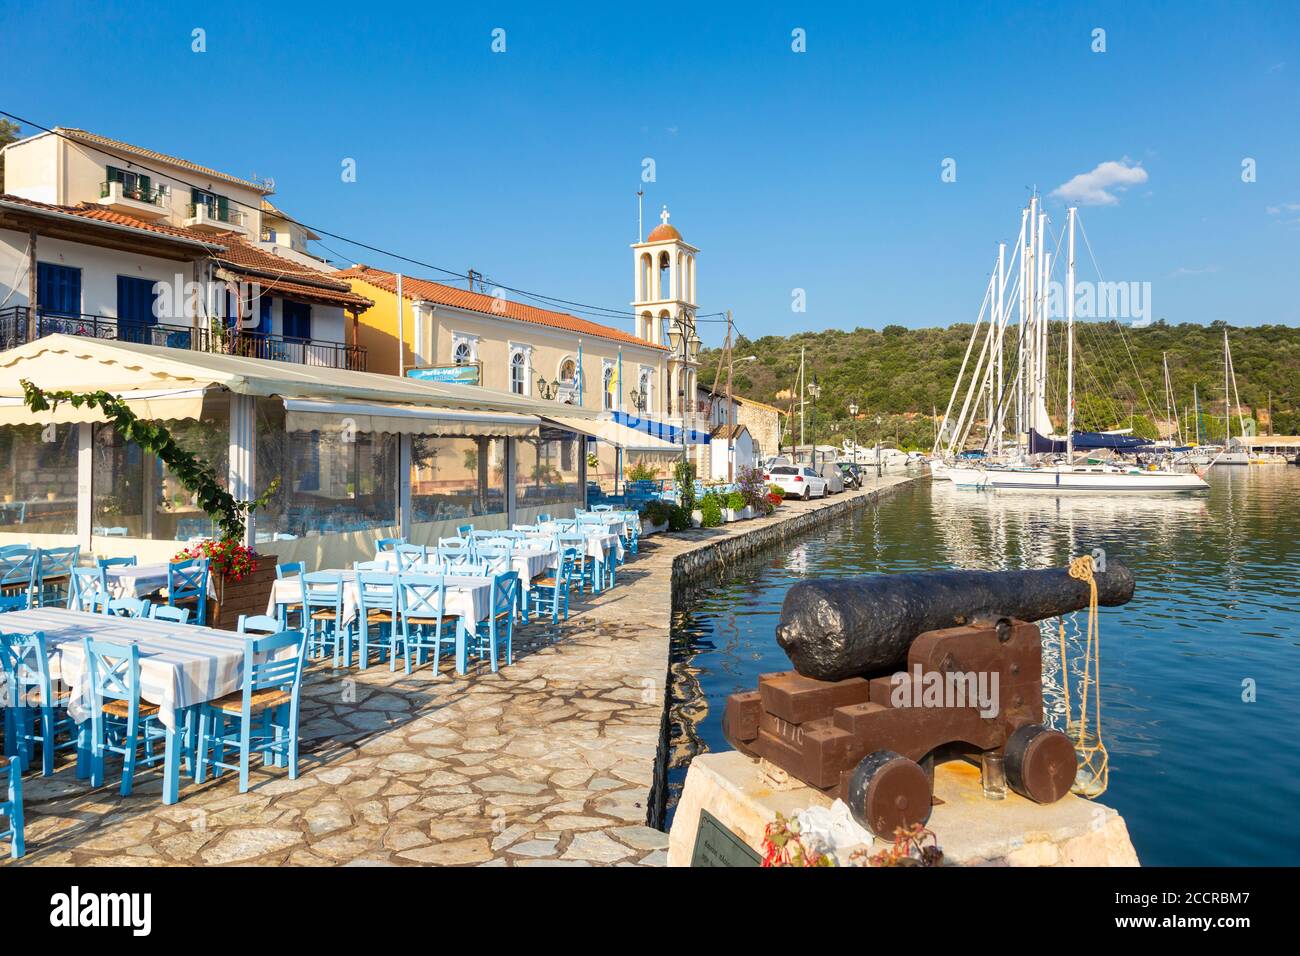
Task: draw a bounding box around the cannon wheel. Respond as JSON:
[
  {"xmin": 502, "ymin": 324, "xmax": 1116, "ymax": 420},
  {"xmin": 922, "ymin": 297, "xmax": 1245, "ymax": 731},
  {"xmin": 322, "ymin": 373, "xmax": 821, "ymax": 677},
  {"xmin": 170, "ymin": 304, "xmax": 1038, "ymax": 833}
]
[
  {"xmin": 1005, "ymin": 724, "xmax": 1076, "ymax": 804},
  {"xmin": 846, "ymin": 750, "xmax": 932, "ymax": 837}
]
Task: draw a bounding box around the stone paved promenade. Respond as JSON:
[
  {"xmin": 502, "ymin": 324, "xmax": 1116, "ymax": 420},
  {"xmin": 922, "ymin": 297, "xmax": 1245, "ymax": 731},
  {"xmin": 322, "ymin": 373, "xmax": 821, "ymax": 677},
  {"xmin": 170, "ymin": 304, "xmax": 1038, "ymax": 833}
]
[{"xmin": 5, "ymin": 475, "xmax": 918, "ymax": 867}]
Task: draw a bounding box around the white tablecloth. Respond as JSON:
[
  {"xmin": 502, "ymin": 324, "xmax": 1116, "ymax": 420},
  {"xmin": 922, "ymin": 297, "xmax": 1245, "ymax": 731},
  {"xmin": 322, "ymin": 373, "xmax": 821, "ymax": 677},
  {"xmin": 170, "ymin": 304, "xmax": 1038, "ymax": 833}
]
[
  {"xmin": 376, "ymin": 547, "xmax": 557, "ymax": 583},
  {"xmin": 3, "ymin": 607, "xmax": 250, "ymax": 730},
  {"xmin": 536, "ymin": 525, "xmax": 625, "ymax": 562},
  {"xmin": 102, "ymin": 563, "xmax": 216, "ymax": 600},
  {"xmin": 268, "ymin": 570, "xmax": 494, "ymax": 626}
]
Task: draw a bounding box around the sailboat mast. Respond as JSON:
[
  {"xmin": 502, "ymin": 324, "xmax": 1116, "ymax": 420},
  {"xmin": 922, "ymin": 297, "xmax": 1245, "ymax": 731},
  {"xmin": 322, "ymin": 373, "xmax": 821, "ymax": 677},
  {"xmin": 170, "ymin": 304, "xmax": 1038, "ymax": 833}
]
[
  {"xmin": 994, "ymin": 242, "xmax": 1006, "ymax": 454},
  {"xmin": 1066, "ymin": 207, "xmax": 1076, "ymax": 459},
  {"xmin": 1016, "ymin": 206, "xmax": 1029, "ymax": 446},
  {"xmin": 1224, "ymin": 329, "xmax": 1230, "ymax": 444}
]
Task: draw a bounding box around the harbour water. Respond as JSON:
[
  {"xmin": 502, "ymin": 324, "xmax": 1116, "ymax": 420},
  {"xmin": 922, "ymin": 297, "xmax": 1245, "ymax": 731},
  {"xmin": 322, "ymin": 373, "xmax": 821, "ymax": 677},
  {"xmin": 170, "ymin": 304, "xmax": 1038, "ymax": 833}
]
[{"xmin": 666, "ymin": 467, "xmax": 1300, "ymax": 865}]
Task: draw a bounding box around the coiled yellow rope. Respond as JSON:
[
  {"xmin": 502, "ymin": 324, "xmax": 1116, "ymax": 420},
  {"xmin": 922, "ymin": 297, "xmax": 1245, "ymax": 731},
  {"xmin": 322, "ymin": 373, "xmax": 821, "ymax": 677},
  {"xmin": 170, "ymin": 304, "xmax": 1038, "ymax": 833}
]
[{"xmin": 1057, "ymin": 554, "xmax": 1109, "ymax": 797}]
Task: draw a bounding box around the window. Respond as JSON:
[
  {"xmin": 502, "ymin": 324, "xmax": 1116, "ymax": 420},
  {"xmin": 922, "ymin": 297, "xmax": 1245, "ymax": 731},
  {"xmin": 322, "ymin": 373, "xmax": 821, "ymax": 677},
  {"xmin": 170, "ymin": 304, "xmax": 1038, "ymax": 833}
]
[
  {"xmin": 637, "ymin": 369, "xmax": 652, "ymax": 413},
  {"xmin": 282, "ymin": 300, "xmax": 311, "ymax": 339},
  {"xmin": 0, "ymin": 424, "xmax": 79, "ymax": 535},
  {"xmin": 515, "ymin": 427, "xmax": 582, "ymax": 519},
  {"xmin": 36, "ymin": 263, "xmax": 81, "ymax": 317},
  {"xmin": 602, "ymin": 364, "xmax": 614, "ymax": 411},
  {"xmin": 253, "ymin": 399, "xmax": 399, "ymax": 542},
  {"xmin": 559, "ymin": 358, "xmax": 576, "ymax": 383},
  {"xmin": 117, "ymin": 275, "xmax": 159, "ymax": 327},
  {"xmin": 410, "ymin": 435, "xmax": 507, "ymax": 524},
  {"xmin": 453, "ymin": 341, "xmax": 473, "ymax": 364},
  {"xmin": 510, "ymin": 352, "xmax": 527, "ymax": 395},
  {"xmin": 191, "ymin": 188, "xmax": 232, "ymax": 223},
  {"xmin": 106, "ymin": 165, "xmax": 155, "ymax": 202}
]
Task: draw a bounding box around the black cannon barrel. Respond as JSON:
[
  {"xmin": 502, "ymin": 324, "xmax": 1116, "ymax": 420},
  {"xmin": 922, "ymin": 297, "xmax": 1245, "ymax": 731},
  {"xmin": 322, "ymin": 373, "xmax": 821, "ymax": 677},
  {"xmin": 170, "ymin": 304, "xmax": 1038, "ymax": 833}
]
[{"xmin": 775, "ymin": 562, "xmax": 1135, "ymax": 681}]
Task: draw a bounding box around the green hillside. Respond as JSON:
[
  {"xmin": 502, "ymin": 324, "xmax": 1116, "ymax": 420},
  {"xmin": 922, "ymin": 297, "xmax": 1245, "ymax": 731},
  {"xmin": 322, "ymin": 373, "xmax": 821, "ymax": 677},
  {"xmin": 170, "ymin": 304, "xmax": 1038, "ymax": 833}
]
[{"xmin": 698, "ymin": 321, "xmax": 1300, "ymax": 451}]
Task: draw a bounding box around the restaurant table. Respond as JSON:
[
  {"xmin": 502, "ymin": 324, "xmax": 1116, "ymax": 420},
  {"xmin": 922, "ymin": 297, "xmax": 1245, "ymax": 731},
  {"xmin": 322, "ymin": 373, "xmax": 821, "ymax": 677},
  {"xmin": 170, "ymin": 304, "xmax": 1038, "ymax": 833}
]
[
  {"xmin": 0, "ymin": 607, "xmax": 252, "ymax": 804},
  {"xmin": 101, "ymin": 563, "xmax": 216, "ymax": 601},
  {"xmin": 267, "ymin": 570, "xmax": 495, "ymax": 674}
]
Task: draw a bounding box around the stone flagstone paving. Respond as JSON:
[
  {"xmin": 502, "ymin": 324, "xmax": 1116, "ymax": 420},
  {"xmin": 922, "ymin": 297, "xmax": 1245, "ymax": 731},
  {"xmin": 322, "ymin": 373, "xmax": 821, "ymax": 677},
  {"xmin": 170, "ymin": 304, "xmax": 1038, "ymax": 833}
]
[{"xmin": 3, "ymin": 479, "xmax": 913, "ymax": 866}]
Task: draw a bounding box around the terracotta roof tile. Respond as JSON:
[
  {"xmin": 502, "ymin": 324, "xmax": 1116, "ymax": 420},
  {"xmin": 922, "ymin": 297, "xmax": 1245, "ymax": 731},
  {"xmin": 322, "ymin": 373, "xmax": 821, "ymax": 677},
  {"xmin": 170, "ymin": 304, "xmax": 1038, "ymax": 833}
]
[
  {"xmin": 55, "ymin": 128, "xmax": 271, "ymax": 193},
  {"xmin": 336, "ymin": 266, "xmax": 665, "ymax": 351},
  {"xmin": 211, "ymin": 236, "xmax": 373, "ymax": 309},
  {"xmin": 0, "ymin": 193, "xmax": 223, "ymax": 245},
  {"xmin": 0, "ymin": 195, "xmax": 370, "ymax": 310}
]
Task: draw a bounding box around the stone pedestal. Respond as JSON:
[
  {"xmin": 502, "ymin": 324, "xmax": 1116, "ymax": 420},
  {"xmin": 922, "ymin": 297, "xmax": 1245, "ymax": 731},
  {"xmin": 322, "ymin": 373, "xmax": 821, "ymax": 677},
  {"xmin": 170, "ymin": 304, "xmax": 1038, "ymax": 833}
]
[{"xmin": 667, "ymin": 751, "xmax": 1140, "ymax": 867}]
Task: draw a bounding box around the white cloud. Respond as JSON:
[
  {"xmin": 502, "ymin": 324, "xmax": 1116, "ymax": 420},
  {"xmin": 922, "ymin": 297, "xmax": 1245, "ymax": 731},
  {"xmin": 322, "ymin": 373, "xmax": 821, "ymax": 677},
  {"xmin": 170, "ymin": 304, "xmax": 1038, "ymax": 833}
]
[
  {"xmin": 1050, "ymin": 159, "xmax": 1149, "ymax": 206},
  {"xmin": 1266, "ymin": 202, "xmax": 1300, "ymax": 215}
]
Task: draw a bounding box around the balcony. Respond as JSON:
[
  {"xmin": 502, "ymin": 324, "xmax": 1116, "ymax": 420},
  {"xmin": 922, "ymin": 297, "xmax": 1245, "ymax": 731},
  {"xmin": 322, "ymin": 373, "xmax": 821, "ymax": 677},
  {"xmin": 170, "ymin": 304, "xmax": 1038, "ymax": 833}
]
[
  {"xmin": 184, "ymin": 202, "xmax": 248, "ymax": 234},
  {"xmin": 0, "ymin": 307, "xmax": 367, "ymax": 371},
  {"xmin": 97, "ymin": 180, "xmax": 169, "ymax": 220}
]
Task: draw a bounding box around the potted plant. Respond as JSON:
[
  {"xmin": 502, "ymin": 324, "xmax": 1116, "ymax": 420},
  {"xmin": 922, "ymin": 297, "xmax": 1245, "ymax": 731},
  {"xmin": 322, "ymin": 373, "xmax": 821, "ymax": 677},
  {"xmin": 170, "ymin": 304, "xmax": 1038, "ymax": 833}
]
[
  {"xmin": 724, "ymin": 490, "xmax": 748, "ymax": 521},
  {"xmin": 699, "ymin": 492, "xmax": 723, "ymax": 528}
]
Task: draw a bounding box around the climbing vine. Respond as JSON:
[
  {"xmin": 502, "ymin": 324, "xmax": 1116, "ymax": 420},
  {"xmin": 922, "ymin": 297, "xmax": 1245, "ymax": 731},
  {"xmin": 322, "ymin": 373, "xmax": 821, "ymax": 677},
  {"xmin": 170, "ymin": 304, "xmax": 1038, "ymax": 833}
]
[{"xmin": 20, "ymin": 380, "xmax": 279, "ymax": 544}]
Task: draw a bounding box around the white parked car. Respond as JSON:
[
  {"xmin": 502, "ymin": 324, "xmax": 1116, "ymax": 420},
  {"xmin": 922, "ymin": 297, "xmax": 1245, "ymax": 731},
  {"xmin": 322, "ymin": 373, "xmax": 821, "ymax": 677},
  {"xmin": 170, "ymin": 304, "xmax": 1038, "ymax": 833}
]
[{"xmin": 765, "ymin": 464, "xmax": 828, "ymax": 500}]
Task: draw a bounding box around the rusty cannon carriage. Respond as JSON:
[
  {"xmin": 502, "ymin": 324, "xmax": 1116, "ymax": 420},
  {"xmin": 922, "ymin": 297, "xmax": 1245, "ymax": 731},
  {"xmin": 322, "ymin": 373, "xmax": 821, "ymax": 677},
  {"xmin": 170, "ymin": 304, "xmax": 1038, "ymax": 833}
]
[{"xmin": 722, "ymin": 561, "xmax": 1135, "ymax": 837}]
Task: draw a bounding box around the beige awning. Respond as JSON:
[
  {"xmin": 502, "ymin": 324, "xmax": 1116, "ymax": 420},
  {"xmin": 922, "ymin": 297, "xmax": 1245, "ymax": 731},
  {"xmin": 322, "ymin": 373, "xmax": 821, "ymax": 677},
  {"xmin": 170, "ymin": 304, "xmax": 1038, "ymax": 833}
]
[
  {"xmin": 0, "ymin": 335, "xmax": 601, "ymax": 421},
  {"xmin": 0, "ymin": 387, "xmax": 209, "ymax": 426},
  {"xmin": 285, "ymin": 399, "xmax": 539, "ymax": 438},
  {"xmin": 542, "ymin": 414, "xmax": 682, "ymax": 455}
]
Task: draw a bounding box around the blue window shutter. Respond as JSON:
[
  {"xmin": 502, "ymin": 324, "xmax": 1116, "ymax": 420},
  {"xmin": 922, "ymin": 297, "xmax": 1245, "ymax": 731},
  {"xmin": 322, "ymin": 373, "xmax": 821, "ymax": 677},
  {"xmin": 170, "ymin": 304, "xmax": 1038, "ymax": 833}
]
[
  {"xmin": 36, "ymin": 263, "xmax": 81, "ymax": 316},
  {"xmin": 259, "ymin": 296, "xmax": 272, "ymax": 335},
  {"xmin": 283, "ymin": 300, "xmax": 311, "ymax": 339},
  {"xmin": 116, "ymin": 276, "xmax": 157, "ymax": 326}
]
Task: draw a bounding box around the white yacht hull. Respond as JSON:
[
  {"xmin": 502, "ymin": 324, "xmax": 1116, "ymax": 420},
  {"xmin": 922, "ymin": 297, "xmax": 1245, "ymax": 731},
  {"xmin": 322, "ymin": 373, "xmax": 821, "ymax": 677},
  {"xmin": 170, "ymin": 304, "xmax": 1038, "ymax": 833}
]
[{"xmin": 940, "ymin": 464, "xmax": 1209, "ymax": 493}]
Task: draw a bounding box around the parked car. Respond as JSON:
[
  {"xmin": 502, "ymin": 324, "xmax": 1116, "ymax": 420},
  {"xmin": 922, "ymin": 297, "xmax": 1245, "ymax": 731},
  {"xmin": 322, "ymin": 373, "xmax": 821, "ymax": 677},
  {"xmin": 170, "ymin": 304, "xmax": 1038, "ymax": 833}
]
[
  {"xmin": 818, "ymin": 461, "xmax": 845, "ymax": 494},
  {"xmin": 765, "ymin": 464, "xmax": 828, "ymax": 500}
]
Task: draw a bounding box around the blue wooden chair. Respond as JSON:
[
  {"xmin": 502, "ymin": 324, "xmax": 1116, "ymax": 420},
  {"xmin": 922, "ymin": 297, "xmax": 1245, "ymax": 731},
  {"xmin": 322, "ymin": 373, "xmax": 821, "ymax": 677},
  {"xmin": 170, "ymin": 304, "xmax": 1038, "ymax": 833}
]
[
  {"xmin": 591, "ymin": 504, "xmax": 614, "ymax": 512},
  {"xmin": 536, "ymin": 513, "xmax": 552, "ymax": 523},
  {"xmin": 149, "ymin": 604, "xmax": 191, "ymax": 625},
  {"xmin": 195, "ymin": 629, "xmax": 308, "ymax": 793},
  {"xmin": 107, "ymin": 597, "xmax": 150, "ymax": 619},
  {"xmin": 96, "ymin": 556, "xmax": 137, "ymax": 569},
  {"xmin": 275, "ymin": 562, "xmax": 305, "ymax": 628},
  {"xmin": 35, "ymin": 546, "xmax": 79, "ymax": 606},
  {"xmin": 528, "ymin": 548, "xmax": 576, "ymax": 625},
  {"xmin": 559, "ymin": 532, "xmax": 597, "ymax": 593},
  {"xmin": 474, "ymin": 545, "xmax": 514, "ymax": 578},
  {"xmin": 237, "ymin": 614, "xmax": 282, "ymax": 634},
  {"xmin": 395, "ymin": 574, "xmax": 459, "ymax": 674},
  {"xmin": 302, "ymin": 572, "xmax": 348, "ymax": 666},
  {"xmin": 471, "ymin": 571, "xmax": 519, "ymax": 672},
  {"xmin": 1, "ymin": 630, "xmax": 77, "ymax": 776},
  {"xmin": 437, "ymin": 539, "xmax": 474, "ymax": 566},
  {"xmin": 82, "ymin": 638, "xmax": 167, "ymax": 796},
  {"xmin": 376, "ymin": 537, "xmax": 405, "ymax": 553},
  {"xmin": 355, "ymin": 571, "xmax": 399, "ymax": 669},
  {"xmin": 393, "ymin": 543, "xmax": 429, "ymax": 570},
  {"xmin": 167, "ymin": 557, "xmax": 209, "ymax": 626},
  {"xmin": 1, "ymin": 757, "xmax": 23, "ymax": 859},
  {"xmin": 0, "ymin": 548, "xmax": 37, "ymax": 607},
  {"xmin": 444, "ymin": 561, "xmax": 491, "ymax": 577},
  {"xmin": 67, "ymin": 567, "xmax": 107, "ymax": 612},
  {"xmin": 455, "ymin": 524, "xmax": 474, "ymax": 537}
]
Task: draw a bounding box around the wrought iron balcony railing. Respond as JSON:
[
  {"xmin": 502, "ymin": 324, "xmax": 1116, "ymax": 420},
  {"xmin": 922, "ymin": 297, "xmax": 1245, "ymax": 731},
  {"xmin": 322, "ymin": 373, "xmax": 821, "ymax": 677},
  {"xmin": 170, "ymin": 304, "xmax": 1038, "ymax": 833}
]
[
  {"xmin": 99, "ymin": 180, "xmax": 167, "ymax": 206},
  {"xmin": 185, "ymin": 202, "xmax": 246, "ymax": 227},
  {"xmin": 0, "ymin": 307, "xmax": 366, "ymax": 371}
]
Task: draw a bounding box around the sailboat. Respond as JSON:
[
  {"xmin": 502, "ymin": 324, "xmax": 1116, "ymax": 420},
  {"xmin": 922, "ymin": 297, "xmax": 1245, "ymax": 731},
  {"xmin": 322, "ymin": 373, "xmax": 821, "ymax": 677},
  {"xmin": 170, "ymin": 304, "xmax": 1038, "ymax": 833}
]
[
  {"xmin": 936, "ymin": 201, "xmax": 1208, "ymax": 494},
  {"xmin": 1216, "ymin": 330, "xmax": 1249, "ymax": 465}
]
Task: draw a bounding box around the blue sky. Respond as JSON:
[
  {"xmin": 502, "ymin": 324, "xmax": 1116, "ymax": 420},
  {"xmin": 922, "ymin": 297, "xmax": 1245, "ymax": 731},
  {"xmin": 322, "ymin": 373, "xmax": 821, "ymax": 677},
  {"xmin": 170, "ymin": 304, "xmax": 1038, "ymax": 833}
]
[{"xmin": 2, "ymin": 0, "xmax": 1297, "ymax": 346}]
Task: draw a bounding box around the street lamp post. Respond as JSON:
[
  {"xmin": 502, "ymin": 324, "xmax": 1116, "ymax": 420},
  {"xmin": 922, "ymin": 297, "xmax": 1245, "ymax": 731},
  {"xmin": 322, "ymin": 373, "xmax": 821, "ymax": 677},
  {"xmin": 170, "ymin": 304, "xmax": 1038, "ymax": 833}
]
[
  {"xmin": 875, "ymin": 415, "xmax": 883, "ymax": 478},
  {"xmin": 808, "ymin": 376, "xmax": 821, "ymax": 467},
  {"xmin": 848, "ymin": 401, "xmax": 859, "ymax": 464}
]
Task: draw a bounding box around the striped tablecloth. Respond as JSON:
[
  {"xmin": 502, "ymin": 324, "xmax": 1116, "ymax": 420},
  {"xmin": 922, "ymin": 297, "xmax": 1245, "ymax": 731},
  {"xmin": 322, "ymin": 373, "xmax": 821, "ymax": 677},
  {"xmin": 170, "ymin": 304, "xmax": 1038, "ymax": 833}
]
[{"xmin": 2, "ymin": 607, "xmax": 250, "ymax": 730}]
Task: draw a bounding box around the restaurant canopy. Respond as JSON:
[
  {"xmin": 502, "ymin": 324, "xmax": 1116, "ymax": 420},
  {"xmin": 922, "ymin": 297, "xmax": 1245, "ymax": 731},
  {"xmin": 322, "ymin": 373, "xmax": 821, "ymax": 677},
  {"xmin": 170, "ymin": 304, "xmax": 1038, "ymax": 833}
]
[
  {"xmin": 0, "ymin": 334, "xmax": 594, "ymax": 429},
  {"xmin": 541, "ymin": 413, "xmax": 683, "ymax": 456}
]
